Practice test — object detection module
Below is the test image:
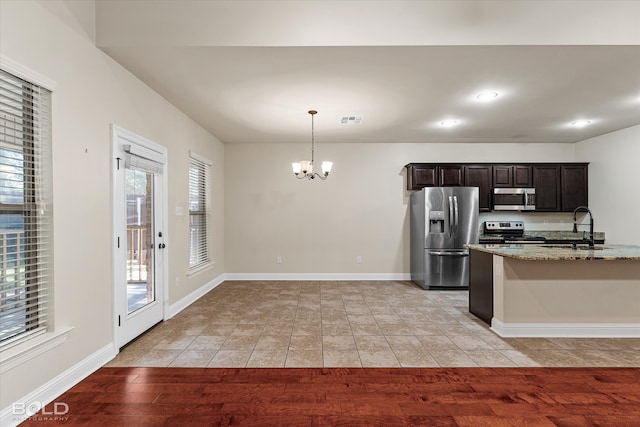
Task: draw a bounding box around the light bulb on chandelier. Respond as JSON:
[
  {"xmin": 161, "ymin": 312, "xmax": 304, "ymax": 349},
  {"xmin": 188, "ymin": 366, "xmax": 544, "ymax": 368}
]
[{"xmin": 292, "ymin": 110, "xmax": 333, "ymax": 180}]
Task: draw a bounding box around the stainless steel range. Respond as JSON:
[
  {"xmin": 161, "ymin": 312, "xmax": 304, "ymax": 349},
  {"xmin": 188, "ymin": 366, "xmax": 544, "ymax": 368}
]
[{"xmin": 482, "ymin": 221, "xmax": 546, "ymax": 243}]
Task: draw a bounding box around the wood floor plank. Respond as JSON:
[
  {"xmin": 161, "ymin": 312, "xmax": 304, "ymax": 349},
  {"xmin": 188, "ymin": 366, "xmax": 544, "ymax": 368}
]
[{"xmin": 17, "ymin": 367, "xmax": 640, "ymax": 426}]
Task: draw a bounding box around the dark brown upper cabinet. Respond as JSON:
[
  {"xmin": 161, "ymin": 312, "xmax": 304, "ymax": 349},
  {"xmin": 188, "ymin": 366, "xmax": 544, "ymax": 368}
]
[
  {"xmin": 439, "ymin": 165, "xmax": 464, "ymax": 186},
  {"xmin": 492, "ymin": 165, "xmax": 533, "ymax": 188},
  {"xmin": 406, "ymin": 164, "xmax": 462, "ymax": 188},
  {"xmin": 407, "ymin": 164, "xmax": 438, "ymax": 189},
  {"xmin": 560, "ymin": 164, "xmax": 588, "ymax": 211},
  {"xmin": 514, "ymin": 165, "xmax": 533, "ymax": 187},
  {"xmin": 406, "ymin": 162, "xmax": 587, "ymax": 213},
  {"xmin": 533, "ymin": 165, "xmax": 561, "ymax": 211},
  {"xmin": 464, "ymin": 165, "xmax": 492, "ymax": 211},
  {"xmin": 533, "ymin": 164, "xmax": 589, "ymax": 212}
]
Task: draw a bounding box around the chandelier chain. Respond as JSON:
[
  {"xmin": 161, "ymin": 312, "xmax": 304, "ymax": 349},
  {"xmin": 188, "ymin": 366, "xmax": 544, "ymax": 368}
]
[
  {"xmin": 310, "ymin": 110, "xmax": 315, "ymax": 165},
  {"xmin": 291, "ymin": 109, "xmax": 332, "ymax": 180}
]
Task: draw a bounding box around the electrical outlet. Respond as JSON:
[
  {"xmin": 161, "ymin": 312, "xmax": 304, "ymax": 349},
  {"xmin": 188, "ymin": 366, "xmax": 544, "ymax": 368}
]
[
  {"xmin": 495, "ymin": 263, "xmax": 502, "ymax": 277},
  {"xmin": 356, "ymin": 256, "xmax": 362, "ymax": 264},
  {"xmin": 175, "ymin": 277, "xmax": 180, "ymax": 287},
  {"xmin": 276, "ymin": 256, "xmax": 282, "ymax": 264}
]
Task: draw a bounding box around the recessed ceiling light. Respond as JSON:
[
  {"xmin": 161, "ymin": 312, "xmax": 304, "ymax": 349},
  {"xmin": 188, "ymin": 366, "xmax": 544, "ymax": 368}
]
[
  {"xmin": 476, "ymin": 91, "xmax": 499, "ymax": 101},
  {"xmin": 440, "ymin": 119, "xmax": 459, "ymax": 127},
  {"xmin": 570, "ymin": 119, "xmax": 592, "ymax": 128}
]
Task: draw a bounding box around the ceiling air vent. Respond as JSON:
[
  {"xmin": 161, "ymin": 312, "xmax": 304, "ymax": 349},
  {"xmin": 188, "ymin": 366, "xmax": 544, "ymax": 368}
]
[{"xmin": 340, "ymin": 115, "xmax": 364, "ymax": 125}]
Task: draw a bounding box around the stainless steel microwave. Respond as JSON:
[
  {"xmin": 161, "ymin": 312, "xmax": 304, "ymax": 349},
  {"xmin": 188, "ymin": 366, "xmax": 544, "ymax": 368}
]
[{"xmin": 492, "ymin": 188, "xmax": 536, "ymax": 211}]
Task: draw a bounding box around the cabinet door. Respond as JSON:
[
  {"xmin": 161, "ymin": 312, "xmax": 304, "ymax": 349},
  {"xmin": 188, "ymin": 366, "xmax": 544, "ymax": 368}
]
[
  {"xmin": 492, "ymin": 166, "xmax": 513, "ymax": 187},
  {"xmin": 406, "ymin": 164, "xmax": 438, "ymax": 190},
  {"xmin": 513, "ymin": 165, "xmax": 533, "ymax": 187},
  {"xmin": 533, "ymin": 165, "xmax": 561, "ymax": 211},
  {"xmin": 493, "ymin": 165, "xmax": 532, "ymax": 187},
  {"xmin": 561, "ymin": 165, "xmax": 588, "ymax": 211},
  {"xmin": 464, "ymin": 165, "xmax": 492, "ymax": 211},
  {"xmin": 439, "ymin": 165, "xmax": 464, "ymax": 186}
]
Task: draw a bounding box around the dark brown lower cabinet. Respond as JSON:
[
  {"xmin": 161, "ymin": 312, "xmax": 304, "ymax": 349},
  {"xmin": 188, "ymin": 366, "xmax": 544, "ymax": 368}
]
[{"xmin": 469, "ymin": 249, "xmax": 493, "ymax": 325}]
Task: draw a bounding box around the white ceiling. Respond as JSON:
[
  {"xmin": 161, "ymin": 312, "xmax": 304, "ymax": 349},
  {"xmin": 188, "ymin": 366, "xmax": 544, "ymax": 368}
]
[{"xmin": 93, "ymin": 0, "xmax": 640, "ymax": 145}]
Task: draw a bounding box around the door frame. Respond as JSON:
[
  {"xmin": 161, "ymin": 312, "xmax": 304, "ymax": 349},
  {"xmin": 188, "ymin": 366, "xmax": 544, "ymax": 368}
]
[{"xmin": 111, "ymin": 124, "xmax": 168, "ymax": 349}]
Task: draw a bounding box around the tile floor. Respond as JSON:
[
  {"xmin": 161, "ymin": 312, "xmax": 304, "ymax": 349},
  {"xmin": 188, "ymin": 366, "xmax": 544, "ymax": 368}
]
[{"xmin": 107, "ymin": 280, "xmax": 640, "ymax": 368}]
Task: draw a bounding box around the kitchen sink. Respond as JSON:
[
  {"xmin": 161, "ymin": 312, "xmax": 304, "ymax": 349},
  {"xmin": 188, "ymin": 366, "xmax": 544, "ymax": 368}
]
[{"xmin": 541, "ymin": 245, "xmax": 607, "ymax": 251}]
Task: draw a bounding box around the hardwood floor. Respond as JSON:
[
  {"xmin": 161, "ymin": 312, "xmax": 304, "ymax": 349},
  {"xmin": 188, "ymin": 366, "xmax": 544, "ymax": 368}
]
[{"xmin": 18, "ymin": 367, "xmax": 640, "ymax": 426}]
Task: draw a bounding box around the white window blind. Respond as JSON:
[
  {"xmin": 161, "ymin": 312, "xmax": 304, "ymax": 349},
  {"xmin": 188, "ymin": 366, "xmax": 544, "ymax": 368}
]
[
  {"xmin": 188, "ymin": 153, "xmax": 210, "ymax": 269},
  {"xmin": 0, "ymin": 68, "xmax": 52, "ymax": 347}
]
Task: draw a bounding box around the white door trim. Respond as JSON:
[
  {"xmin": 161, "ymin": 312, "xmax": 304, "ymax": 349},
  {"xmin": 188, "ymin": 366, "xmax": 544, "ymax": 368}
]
[{"xmin": 111, "ymin": 124, "xmax": 169, "ymax": 349}]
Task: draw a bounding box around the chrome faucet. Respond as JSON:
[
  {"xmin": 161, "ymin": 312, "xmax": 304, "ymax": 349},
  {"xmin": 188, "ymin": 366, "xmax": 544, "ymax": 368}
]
[{"xmin": 573, "ymin": 206, "xmax": 594, "ymax": 249}]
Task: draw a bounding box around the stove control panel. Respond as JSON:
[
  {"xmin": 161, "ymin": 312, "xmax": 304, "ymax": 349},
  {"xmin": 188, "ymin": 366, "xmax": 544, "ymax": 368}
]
[{"xmin": 484, "ymin": 221, "xmax": 524, "ymax": 233}]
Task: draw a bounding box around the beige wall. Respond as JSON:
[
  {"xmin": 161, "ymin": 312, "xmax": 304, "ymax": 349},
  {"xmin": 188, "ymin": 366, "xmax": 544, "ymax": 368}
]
[
  {"xmin": 224, "ymin": 141, "xmax": 575, "ymax": 275},
  {"xmin": 495, "ymin": 256, "xmax": 640, "ymax": 324},
  {"xmin": 575, "ymin": 124, "xmax": 640, "ymax": 244},
  {"xmin": 0, "ymin": 0, "xmax": 224, "ymax": 409}
]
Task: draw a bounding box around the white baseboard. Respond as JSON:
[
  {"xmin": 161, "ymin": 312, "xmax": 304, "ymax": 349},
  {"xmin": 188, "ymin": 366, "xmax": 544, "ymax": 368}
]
[
  {"xmin": 0, "ymin": 343, "xmax": 116, "ymax": 427},
  {"xmin": 222, "ymin": 273, "xmax": 412, "ymax": 281},
  {"xmin": 166, "ymin": 273, "xmax": 226, "ymax": 319},
  {"xmin": 491, "ymin": 318, "xmax": 640, "ymax": 338}
]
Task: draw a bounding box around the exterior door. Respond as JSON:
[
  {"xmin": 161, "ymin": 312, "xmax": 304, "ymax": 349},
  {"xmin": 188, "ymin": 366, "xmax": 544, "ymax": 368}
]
[{"xmin": 112, "ymin": 125, "xmax": 167, "ymax": 348}]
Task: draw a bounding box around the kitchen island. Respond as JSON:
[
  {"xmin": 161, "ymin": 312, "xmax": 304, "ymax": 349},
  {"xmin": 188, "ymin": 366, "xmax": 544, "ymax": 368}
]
[{"xmin": 466, "ymin": 243, "xmax": 640, "ymax": 338}]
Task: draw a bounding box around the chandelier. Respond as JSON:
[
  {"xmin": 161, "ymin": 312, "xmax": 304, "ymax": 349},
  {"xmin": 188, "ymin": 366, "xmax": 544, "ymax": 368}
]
[{"xmin": 292, "ymin": 110, "xmax": 333, "ymax": 180}]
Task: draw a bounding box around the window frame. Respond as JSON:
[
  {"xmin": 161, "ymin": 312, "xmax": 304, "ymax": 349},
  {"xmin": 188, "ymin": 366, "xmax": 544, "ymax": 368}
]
[
  {"xmin": 188, "ymin": 151, "xmax": 212, "ymax": 272},
  {"xmin": 0, "ymin": 56, "xmax": 55, "ymax": 353}
]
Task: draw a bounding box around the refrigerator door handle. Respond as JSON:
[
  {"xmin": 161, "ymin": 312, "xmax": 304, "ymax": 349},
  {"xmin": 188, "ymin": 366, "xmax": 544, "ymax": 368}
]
[
  {"xmin": 427, "ymin": 250, "xmax": 469, "ymax": 256},
  {"xmin": 453, "ymin": 195, "xmax": 459, "ymax": 237},
  {"xmin": 448, "ymin": 195, "xmax": 454, "ymax": 238}
]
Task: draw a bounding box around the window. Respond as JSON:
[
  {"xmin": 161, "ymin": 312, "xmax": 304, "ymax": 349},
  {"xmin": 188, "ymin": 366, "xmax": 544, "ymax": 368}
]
[
  {"xmin": 0, "ymin": 68, "xmax": 52, "ymax": 348},
  {"xmin": 188, "ymin": 152, "xmax": 210, "ymax": 270}
]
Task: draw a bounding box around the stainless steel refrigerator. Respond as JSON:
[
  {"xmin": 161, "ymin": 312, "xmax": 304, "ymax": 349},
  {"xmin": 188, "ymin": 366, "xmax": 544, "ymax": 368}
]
[{"xmin": 410, "ymin": 187, "xmax": 479, "ymax": 290}]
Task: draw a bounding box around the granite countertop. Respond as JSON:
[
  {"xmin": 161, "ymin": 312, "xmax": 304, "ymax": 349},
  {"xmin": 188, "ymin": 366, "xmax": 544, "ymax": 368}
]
[
  {"xmin": 478, "ymin": 230, "xmax": 606, "ymax": 243},
  {"xmin": 466, "ymin": 243, "xmax": 640, "ymax": 261}
]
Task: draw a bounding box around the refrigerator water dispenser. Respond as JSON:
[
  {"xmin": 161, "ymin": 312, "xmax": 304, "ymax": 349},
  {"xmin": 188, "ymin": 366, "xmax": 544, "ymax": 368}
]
[{"xmin": 429, "ymin": 210, "xmax": 445, "ymax": 233}]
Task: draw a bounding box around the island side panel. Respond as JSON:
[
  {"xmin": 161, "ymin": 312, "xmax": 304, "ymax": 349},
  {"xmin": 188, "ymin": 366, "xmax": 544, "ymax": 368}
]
[
  {"xmin": 498, "ymin": 258, "xmax": 640, "ymax": 325},
  {"xmin": 492, "ymin": 255, "xmax": 505, "ymax": 324},
  {"xmin": 469, "ymin": 249, "xmax": 494, "ymax": 325}
]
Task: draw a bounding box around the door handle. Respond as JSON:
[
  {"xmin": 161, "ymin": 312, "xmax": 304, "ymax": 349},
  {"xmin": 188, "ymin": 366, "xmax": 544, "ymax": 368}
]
[
  {"xmin": 448, "ymin": 195, "xmax": 454, "ymax": 238},
  {"xmin": 158, "ymin": 243, "xmax": 166, "ymax": 249},
  {"xmin": 453, "ymin": 196, "xmax": 459, "ymax": 237},
  {"xmin": 427, "ymin": 250, "xmax": 468, "ymax": 256}
]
